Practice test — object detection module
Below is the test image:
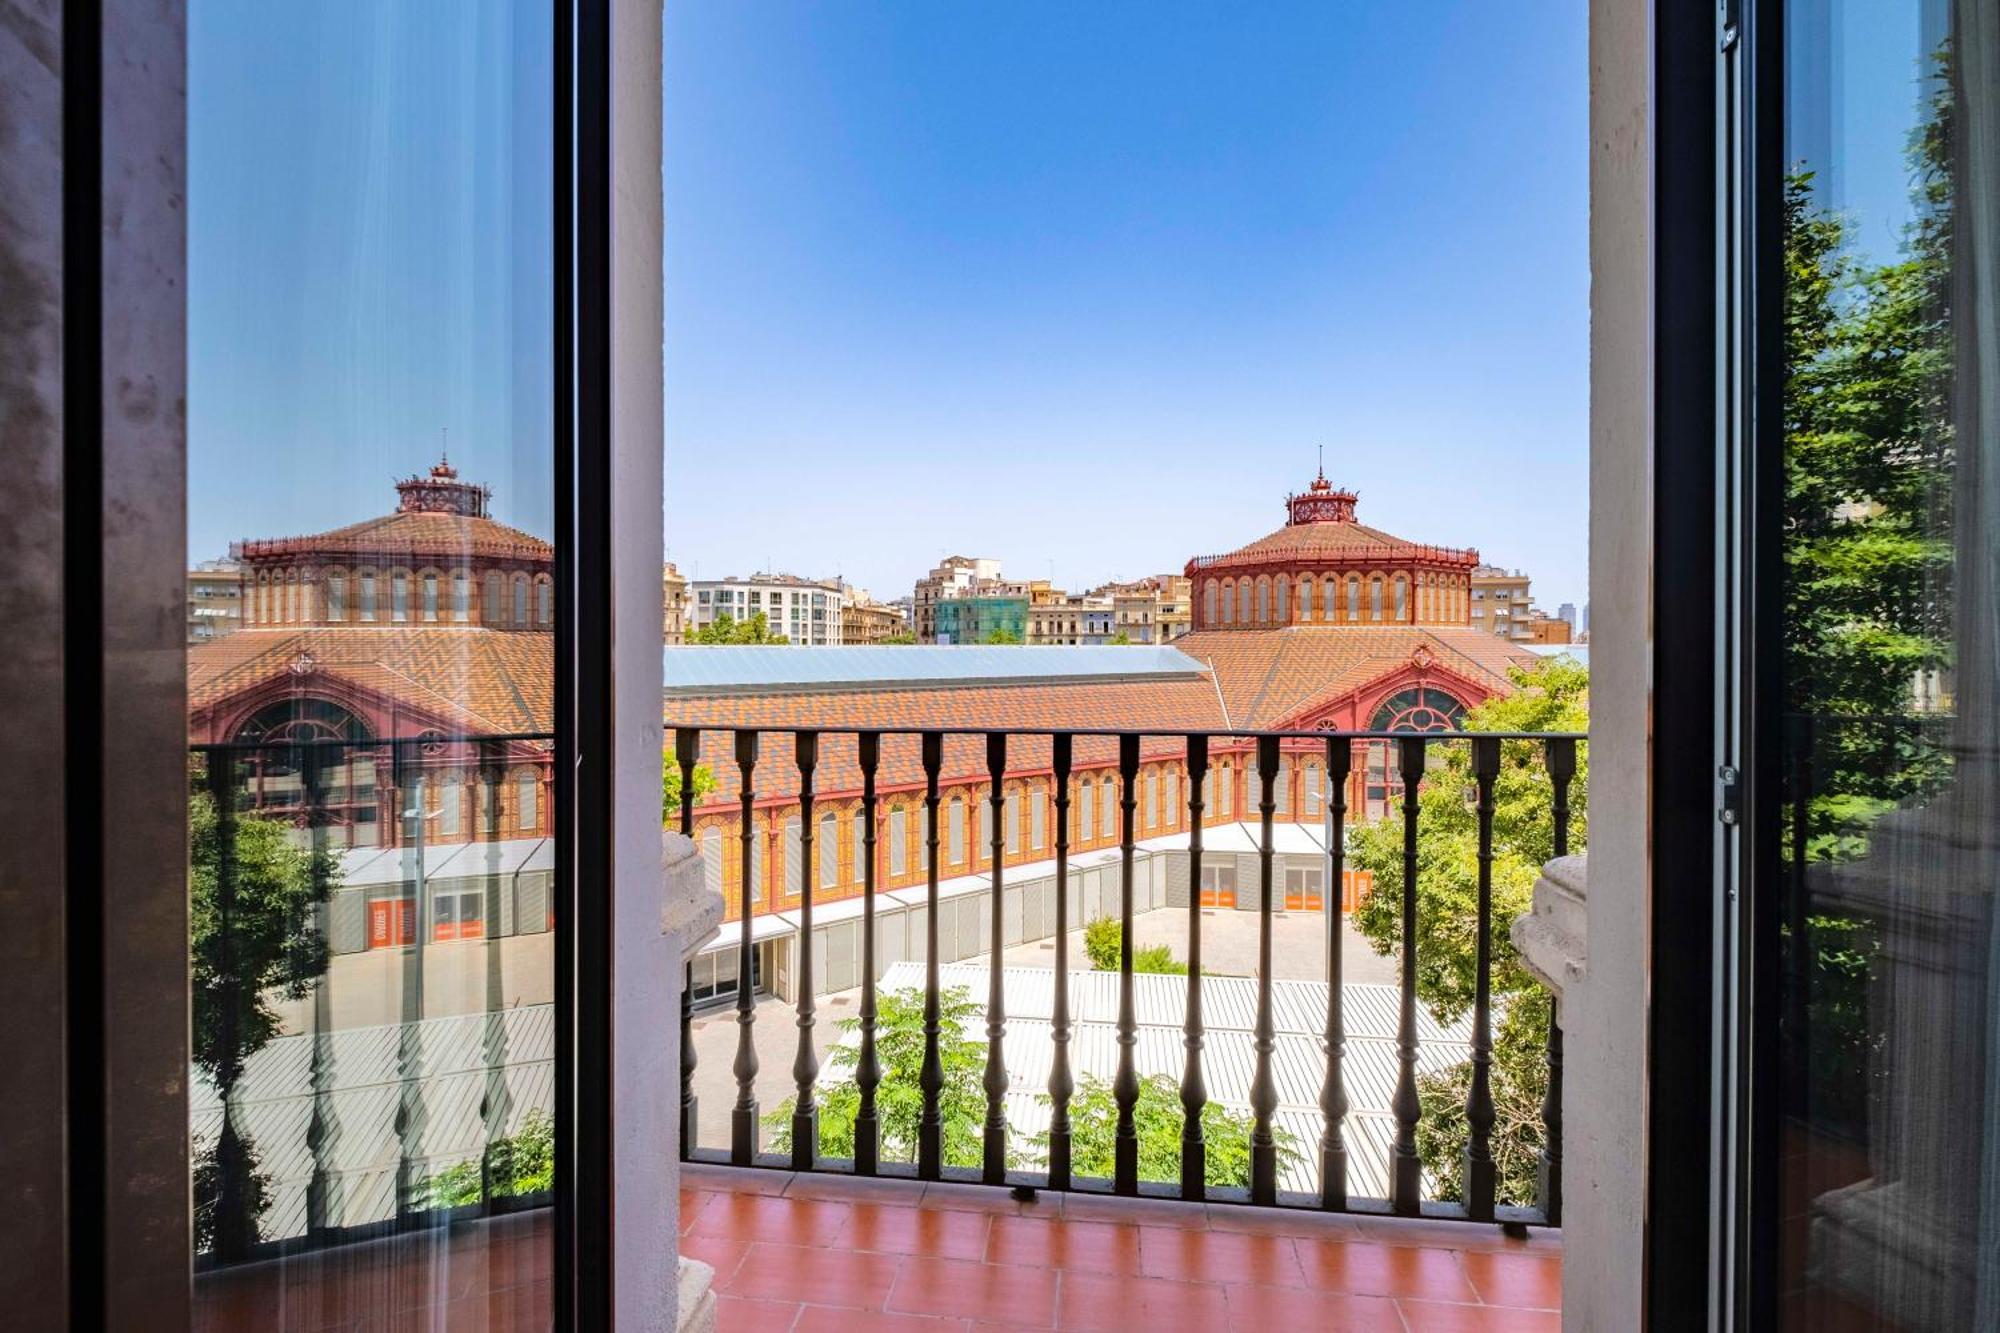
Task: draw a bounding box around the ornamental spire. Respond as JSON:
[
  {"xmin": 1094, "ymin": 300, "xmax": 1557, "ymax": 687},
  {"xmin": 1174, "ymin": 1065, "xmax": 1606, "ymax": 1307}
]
[
  {"xmin": 396, "ymin": 454, "xmax": 492, "ymax": 517},
  {"xmin": 1287, "ymin": 457, "xmax": 1357, "ymax": 525}
]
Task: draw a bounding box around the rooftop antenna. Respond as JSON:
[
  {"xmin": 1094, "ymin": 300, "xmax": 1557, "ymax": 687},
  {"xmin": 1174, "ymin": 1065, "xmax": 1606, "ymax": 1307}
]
[
  {"xmin": 1316, "ymin": 442, "xmax": 1324, "ymax": 480},
  {"xmin": 442, "ymin": 426, "xmax": 449, "ymax": 466}
]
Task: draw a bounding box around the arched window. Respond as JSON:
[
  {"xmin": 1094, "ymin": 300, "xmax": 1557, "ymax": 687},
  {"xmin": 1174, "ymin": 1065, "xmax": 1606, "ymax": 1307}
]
[
  {"xmin": 1203, "ymin": 580, "xmax": 1217, "ymax": 627},
  {"xmin": 700, "ymin": 827, "xmax": 723, "ymax": 898},
  {"xmin": 1370, "ymin": 577, "xmax": 1384, "ymax": 622},
  {"xmin": 422, "ymin": 571, "xmax": 440, "ymax": 622},
  {"xmin": 1079, "ymin": 781, "xmax": 1095, "ymax": 841},
  {"xmin": 1304, "ymin": 760, "xmax": 1323, "ymax": 816},
  {"xmin": 513, "ymin": 574, "xmax": 530, "ymax": 625},
  {"xmin": 1255, "ymin": 577, "xmax": 1269, "ymax": 624},
  {"xmin": 484, "ymin": 571, "xmax": 502, "ymax": 625},
  {"xmin": 1165, "ymin": 767, "xmax": 1180, "ymax": 826},
  {"xmin": 1369, "ymin": 687, "xmax": 1467, "ymax": 732},
  {"xmin": 1218, "ymin": 762, "xmax": 1233, "ymax": 817},
  {"xmin": 889, "ymin": 806, "xmax": 908, "ymax": 875},
  {"xmin": 392, "ymin": 569, "xmax": 410, "ymax": 622},
  {"xmin": 452, "ymin": 570, "xmax": 470, "ymax": 623},
  {"xmin": 947, "ymin": 796, "xmax": 966, "ymax": 865},
  {"xmin": 286, "ymin": 569, "xmax": 300, "ymax": 622},
  {"xmin": 1219, "ymin": 580, "xmax": 1234, "ymax": 625},
  {"xmin": 1238, "ymin": 579, "xmax": 1253, "ymax": 625},
  {"xmin": 1005, "ymin": 787, "xmax": 1020, "ymax": 854},
  {"xmin": 1099, "ymin": 777, "xmax": 1116, "ymax": 838},
  {"xmin": 326, "ymin": 570, "xmax": 346, "ymax": 622},
  {"xmin": 439, "ymin": 771, "xmax": 462, "ymax": 835},
  {"xmin": 359, "ymin": 570, "xmax": 378, "ymax": 622},
  {"xmin": 1145, "ymin": 769, "xmax": 1159, "ymax": 829},
  {"xmin": 1347, "ymin": 576, "xmax": 1361, "ymax": 622},
  {"xmin": 1274, "ymin": 575, "xmax": 1289, "ymax": 624},
  {"xmin": 537, "ymin": 578, "xmax": 553, "ymax": 625},
  {"xmin": 517, "ymin": 769, "xmax": 540, "ymax": 831},
  {"xmin": 1299, "ymin": 577, "xmax": 1313, "ymax": 622},
  {"xmin": 819, "ymin": 812, "xmax": 839, "ymax": 888},
  {"xmin": 232, "ymin": 699, "xmax": 375, "ymax": 844},
  {"xmin": 852, "ymin": 808, "xmax": 867, "ymax": 879},
  {"xmin": 1393, "ymin": 575, "xmax": 1408, "ymax": 622},
  {"xmin": 1029, "ymin": 782, "xmax": 1046, "ymax": 849},
  {"xmin": 1323, "ymin": 576, "xmax": 1338, "ymax": 622}
]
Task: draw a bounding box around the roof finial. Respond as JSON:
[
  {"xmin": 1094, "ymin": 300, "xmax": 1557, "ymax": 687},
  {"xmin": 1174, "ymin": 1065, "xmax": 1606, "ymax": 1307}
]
[{"xmin": 1317, "ymin": 443, "xmax": 1324, "ymax": 482}]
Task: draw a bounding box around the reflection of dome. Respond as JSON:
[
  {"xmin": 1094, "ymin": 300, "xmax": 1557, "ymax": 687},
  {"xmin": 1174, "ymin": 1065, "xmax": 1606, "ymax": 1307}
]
[
  {"xmin": 229, "ymin": 459, "xmax": 554, "ymax": 631},
  {"xmin": 1184, "ymin": 466, "xmax": 1481, "ymax": 630}
]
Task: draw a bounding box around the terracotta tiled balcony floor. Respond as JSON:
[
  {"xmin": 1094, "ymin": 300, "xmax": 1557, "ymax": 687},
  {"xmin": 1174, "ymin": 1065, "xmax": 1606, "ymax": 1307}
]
[{"xmin": 684, "ymin": 1163, "xmax": 1562, "ymax": 1333}]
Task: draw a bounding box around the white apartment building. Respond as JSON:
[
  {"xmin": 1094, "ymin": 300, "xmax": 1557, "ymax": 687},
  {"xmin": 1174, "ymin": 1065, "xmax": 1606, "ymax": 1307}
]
[{"xmin": 690, "ymin": 573, "xmax": 847, "ymax": 645}]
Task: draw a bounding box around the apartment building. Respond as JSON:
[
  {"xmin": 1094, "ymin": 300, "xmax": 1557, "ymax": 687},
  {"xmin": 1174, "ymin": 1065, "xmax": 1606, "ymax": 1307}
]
[
  {"xmin": 661, "ymin": 562, "xmax": 688, "ymax": 644},
  {"xmin": 691, "ymin": 572, "xmax": 846, "ymax": 645},
  {"xmin": 186, "ymin": 557, "xmax": 244, "ymax": 644},
  {"xmin": 1469, "ymin": 564, "xmax": 1538, "ymax": 642}
]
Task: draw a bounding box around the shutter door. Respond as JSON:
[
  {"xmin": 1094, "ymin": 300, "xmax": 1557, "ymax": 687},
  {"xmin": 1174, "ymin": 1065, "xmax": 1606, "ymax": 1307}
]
[
  {"xmin": 329, "ymin": 889, "xmax": 367, "ymax": 955},
  {"xmin": 1237, "ymin": 853, "xmax": 1263, "ymax": 910},
  {"xmin": 1003, "ymin": 884, "xmax": 1024, "ymax": 946},
  {"xmin": 517, "ymin": 871, "xmax": 550, "ymax": 935},
  {"xmin": 1166, "ymin": 853, "xmax": 1190, "ymax": 908},
  {"xmin": 826, "ymin": 921, "xmax": 858, "ymax": 993}
]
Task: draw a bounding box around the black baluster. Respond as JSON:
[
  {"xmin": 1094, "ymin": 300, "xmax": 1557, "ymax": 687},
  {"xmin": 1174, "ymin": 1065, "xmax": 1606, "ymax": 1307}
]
[
  {"xmin": 1048, "ymin": 734, "xmax": 1075, "ymax": 1189},
  {"xmin": 1112, "ymin": 735, "xmax": 1142, "ymax": 1195},
  {"xmin": 792, "ymin": 732, "xmax": 820, "ymax": 1169},
  {"xmin": 301, "ymin": 743, "xmax": 334, "ymax": 1236},
  {"xmin": 1319, "ymin": 736, "xmax": 1353, "ymax": 1210},
  {"xmin": 1180, "ymin": 736, "xmax": 1210, "ymax": 1200},
  {"xmin": 732, "ymin": 731, "xmax": 760, "ymax": 1164},
  {"xmin": 1542, "ymin": 736, "xmax": 1576, "ymax": 1225},
  {"xmin": 856, "ymin": 734, "xmax": 883, "ymax": 1174},
  {"xmin": 393, "ymin": 738, "xmax": 427, "ymax": 1226},
  {"xmin": 1250, "ymin": 735, "xmax": 1281, "ymax": 1205},
  {"xmin": 1392, "ymin": 736, "xmax": 1427, "ymax": 1215},
  {"xmin": 1464, "ymin": 737, "xmax": 1501, "ymax": 1219},
  {"xmin": 983, "ymin": 733, "xmax": 1010, "ymax": 1184},
  {"xmin": 206, "ymin": 748, "xmax": 254, "ymax": 1261},
  {"xmin": 677, "ymin": 727, "xmax": 700, "ymax": 1160},
  {"xmin": 918, "ymin": 732, "xmax": 945, "ymax": 1179}
]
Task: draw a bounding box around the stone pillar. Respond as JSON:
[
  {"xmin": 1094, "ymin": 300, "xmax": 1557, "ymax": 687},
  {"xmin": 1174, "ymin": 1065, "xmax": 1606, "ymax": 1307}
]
[{"xmin": 662, "ymin": 831, "xmax": 725, "ymax": 1333}]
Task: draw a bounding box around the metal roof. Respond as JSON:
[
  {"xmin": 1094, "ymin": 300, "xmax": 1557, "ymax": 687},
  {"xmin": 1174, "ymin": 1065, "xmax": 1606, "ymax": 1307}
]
[{"xmin": 662, "ymin": 644, "xmax": 1208, "ymax": 696}]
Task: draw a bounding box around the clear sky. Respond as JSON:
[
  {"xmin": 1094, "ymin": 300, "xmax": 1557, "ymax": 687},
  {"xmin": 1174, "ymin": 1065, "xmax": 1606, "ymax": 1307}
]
[
  {"xmin": 189, "ymin": 3, "xmax": 1592, "ymax": 612},
  {"xmin": 663, "ymin": 3, "xmax": 1590, "ymax": 609}
]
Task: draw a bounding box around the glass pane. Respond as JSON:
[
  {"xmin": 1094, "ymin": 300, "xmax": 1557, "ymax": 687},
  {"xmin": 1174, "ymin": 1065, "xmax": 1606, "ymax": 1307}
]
[
  {"xmin": 187, "ymin": 2, "xmax": 554, "ymax": 1323},
  {"xmin": 1775, "ymin": 4, "xmax": 1993, "ymax": 1325}
]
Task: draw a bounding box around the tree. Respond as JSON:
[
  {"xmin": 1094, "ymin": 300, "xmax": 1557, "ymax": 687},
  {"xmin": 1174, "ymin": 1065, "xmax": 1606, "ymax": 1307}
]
[
  {"xmin": 880, "ymin": 629, "xmax": 918, "ymax": 645},
  {"xmin": 692, "ymin": 611, "xmax": 788, "ymax": 645},
  {"xmin": 1349, "ymin": 656, "xmax": 1587, "ymax": 1204},
  {"xmin": 189, "ymin": 772, "xmax": 338, "ymax": 1254},
  {"xmin": 1033, "ymin": 1074, "xmax": 1297, "ymax": 1188},
  {"xmin": 1107, "ymin": 631, "xmax": 1133, "ymax": 646},
  {"xmin": 981, "ymin": 624, "xmax": 1023, "ymax": 645},
  {"xmin": 418, "ymin": 1109, "xmax": 555, "ymax": 1208},
  {"xmin": 663, "ymin": 753, "xmax": 717, "ymax": 824},
  {"xmin": 1084, "ymin": 917, "xmax": 1187, "ymax": 975},
  {"xmin": 768, "ymin": 986, "xmax": 988, "ymax": 1168}
]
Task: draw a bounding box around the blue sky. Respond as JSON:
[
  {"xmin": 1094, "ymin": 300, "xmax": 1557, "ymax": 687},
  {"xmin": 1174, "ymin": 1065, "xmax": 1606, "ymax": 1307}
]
[
  {"xmin": 189, "ymin": 3, "xmax": 1595, "ymax": 610},
  {"xmin": 662, "ymin": 4, "xmax": 1590, "ymax": 608}
]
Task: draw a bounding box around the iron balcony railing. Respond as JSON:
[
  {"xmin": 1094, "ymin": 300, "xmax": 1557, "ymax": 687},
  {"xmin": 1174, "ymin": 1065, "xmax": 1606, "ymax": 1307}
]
[
  {"xmin": 187, "ymin": 731, "xmax": 556, "ymax": 1264},
  {"xmin": 672, "ymin": 724, "xmax": 1581, "ymax": 1226}
]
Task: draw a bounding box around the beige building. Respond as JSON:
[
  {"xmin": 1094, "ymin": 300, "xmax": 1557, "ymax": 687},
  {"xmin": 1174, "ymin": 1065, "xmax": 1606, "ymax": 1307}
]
[
  {"xmin": 912, "ymin": 555, "xmax": 1002, "ymax": 642},
  {"xmin": 842, "ymin": 597, "xmax": 909, "ymax": 644},
  {"xmin": 662, "ymin": 562, "xmax": 689, "ymax": 644},
  {"xmin": 186, "ymin": 558, "xmax": 245, "ymax": 644},
  {"xmin": 1470, "ymin": 564, "xmax": 1539, "ymax": 643},
  {"xmin": 1109, "ymin": 574, "xmax": 1193, "ymax": 644}
]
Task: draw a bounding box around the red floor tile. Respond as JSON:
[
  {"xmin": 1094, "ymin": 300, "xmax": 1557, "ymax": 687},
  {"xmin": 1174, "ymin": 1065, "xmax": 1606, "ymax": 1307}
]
[
  {"xmin": 838, "ymin": 1202, "xmax": 994, "ymax": 1261},
  {"xmin": 1290, "ymin": 1238, "xmax": 1480, "ymax": 1302},
  {"xmin": 795, "ymin": 1305, "xmax": 972, "ymax": 1333},
  {"xmin": 985, "ymin": 1217, "xmax": 1145, "ymax": 1274},
  {"xmin": 1056, "ymin": 1271, "xmax": 1231, "ymax": 1333},
  {"xmin": 720, "ymin": 1242, "xmax": 903, "ymax": 1309},
  {"xmin": 1398, "ymin": 1299, "xmax": 1563, "ymax": 1333},
  {"xmin": 679, "ymin": 1233, "xmax": 754, "ymax": 1287},
  {"xmin": 1138, "ymin": 1226, "xmax": 1304, "ymax": 1287},
  {"xmin": 1223, "ymin": 1282, "xmax": 1404, "ymax": 1333},
  {"xmin": 690, "ymin": 1193, "xmax": 854, "ymax": 1248},
  {"xmin": 886, "ymin": 1256, "xmax": 1060, "ymax": 1327},
  {"xmin": 1457, "ymin": 1251, "xmax": 1562, "ymax": 1310},
  {"xmin": 716, "ymin": 1293, "xmax": 802, "ymax": 1332}
]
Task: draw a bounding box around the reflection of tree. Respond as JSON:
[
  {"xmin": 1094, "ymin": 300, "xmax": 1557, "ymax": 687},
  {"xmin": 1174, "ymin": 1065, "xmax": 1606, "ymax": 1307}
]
[
  {"xmin": 190, "ymin": 762, "xmax": 336, "ymax": 1257},
  {"xmin": 1780, "ymin": 51, "xmax": 1956, "ymax": 1142}
]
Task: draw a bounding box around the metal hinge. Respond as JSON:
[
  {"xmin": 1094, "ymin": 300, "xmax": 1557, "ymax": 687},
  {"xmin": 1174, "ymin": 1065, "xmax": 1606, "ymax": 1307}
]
[
  {"xmin": 1717, "ymin": 765, "xmax": 1743, "ymax": 826},
  {"xmin": 1720, "ymin": 0, "xmax": 1740, "ymax": 51}
]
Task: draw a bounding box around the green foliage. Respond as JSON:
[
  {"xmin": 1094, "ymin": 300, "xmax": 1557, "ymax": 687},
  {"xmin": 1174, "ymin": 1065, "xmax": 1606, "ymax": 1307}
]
[
  {"xmin": 1034, "ymin": 1074, "xmax": 1299, "ymax": 1189},
  {"xmin": 663, "ymin": 756, "xmax": 717, "ymax": 824},
  {"xmin": 193, "ymin": 1135, "xmax": 270, "ymax": 1253},
  {"xmin": 692, "ymin": 611, "xmax": 789, "ymax": 645},
  {"xmin": 768, "ymin": 987, "xmax": 989, "ymax": 1168},
  {"xmin": 1351, "ymin": 657, "xmax": 1587, "ymax": 1022},
  {"xmin": 982, "ymin": 625, "xmax": 1023, "ymax": 645},
  {"xmin": 1082, "ymin": 918, "xmax": 1187, "ymax": 974},
  {"xmin": 1107, "ymin": 631, "xmax": 1133, "ymax": 645},
  {"xmin": 418, "ymin": 1109, "xmax": 556, "ymax": 1208},
  {"xmin": 1414, "ymin": 997, "xmax": 1550, "ymax": 1207},
  {"xmin": 880, "ymin": 629, "xmax": 918, "ymax": 645}
]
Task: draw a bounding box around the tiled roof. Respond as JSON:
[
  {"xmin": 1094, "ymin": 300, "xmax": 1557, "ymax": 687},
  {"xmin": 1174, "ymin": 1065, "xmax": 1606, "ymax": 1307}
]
[
  {"xmin": 1191, "ymin": 518, "xmax": 1477, "ymax": 568},
  {"xmin": 188, "ymin": 627, "xmax": 554, "ymax": 735},
  {"xmin": 236, "ymin": 511, "xmax": 554, "ymax": 563},
  {"xmin": 1171, "ymin": 626, "xmax": 1536, "ymax": 730},
  {"xmin": 664, "ymin": 676, "xmax": 1230, "ymax": 804}
]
